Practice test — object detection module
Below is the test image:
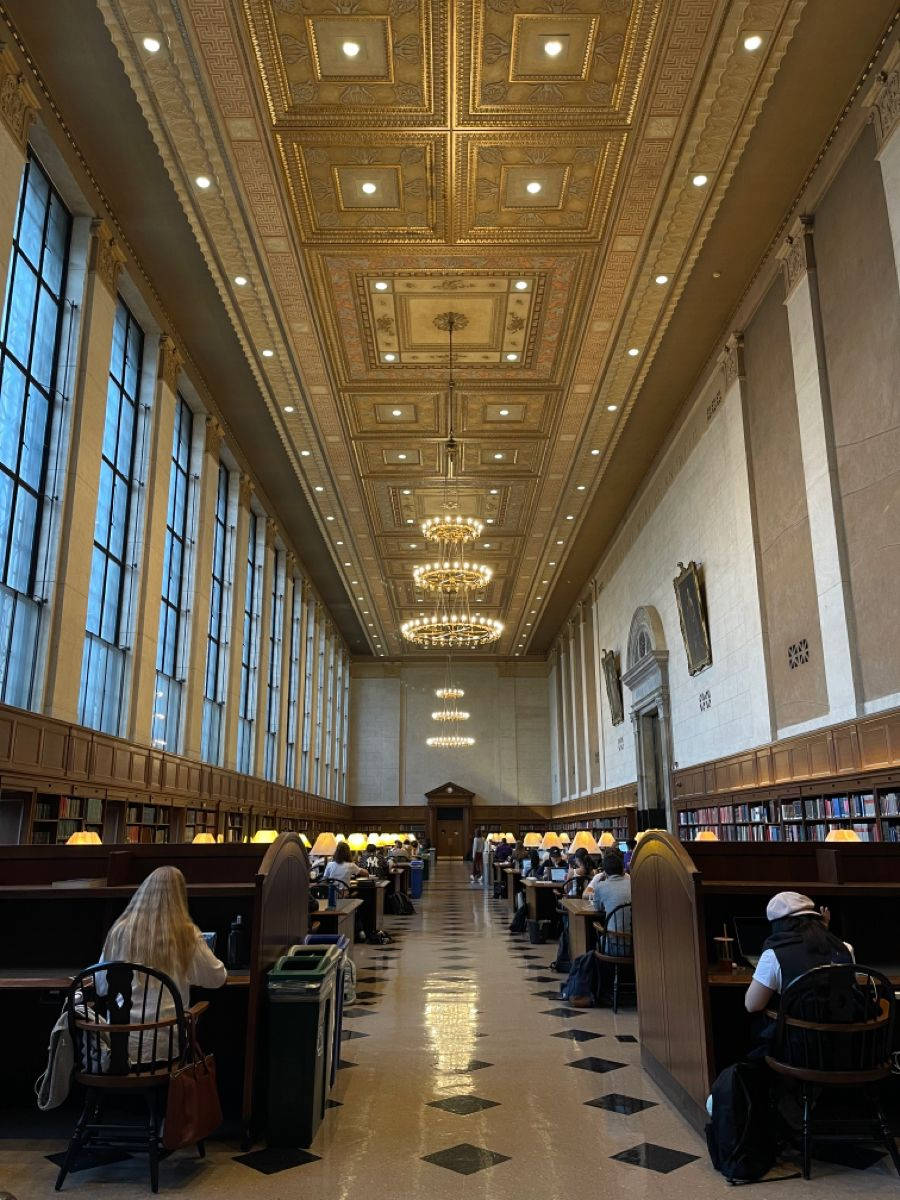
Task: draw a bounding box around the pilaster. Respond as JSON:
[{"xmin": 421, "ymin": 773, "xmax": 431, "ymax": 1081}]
[{"xmin": 778, "ymin": 217, "xmax": 861, "ymax": 723}]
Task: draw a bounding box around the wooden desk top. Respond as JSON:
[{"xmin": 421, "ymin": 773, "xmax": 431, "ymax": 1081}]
[
  {"xmin": 708, "ymin": 963, "xmax": 900, "ymax": 987},
  {"xmin": 0, "ymin": 967, "xmax": 251, "ymax": 989},
  {"xmin": 524, "ymin": 878, "xmax": 563, "ymax": 889},
  {"xmin": 561, "ymin": 898, "xmax": 597, "ymax": 916},
  {"xmin": 315, "ymin": 898, "xmax": 363, "ymax": 915},
  {"xmin": 0, "ymin": 883, "xmax": 256, "ymax": 900},
  {"xmin": 504, "ymin": 867, "xmax": 521, "ymax": 875}
]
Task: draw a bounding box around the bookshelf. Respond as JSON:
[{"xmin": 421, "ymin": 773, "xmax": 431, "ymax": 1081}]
[
  {"xmin": 552, "ymin": 806, "xmax": 637, "ymax": 845},
  {"xmin": 222, "ymin": 809, "xmax": 249, "ymax": 844},
  {"xmin": 184, "ymin": 805, "xmax": 217, "ymax": 842},
  {"xmin": 124, "ymin": 802, "xmax": 172, "ymax": 844},
  {"xmin": 30, "ymin": 793, "xmax": 105, "ymax": 845},
  {"xmin": 677, "ymin": 787, "xmax": 900, "ymax": 844}
]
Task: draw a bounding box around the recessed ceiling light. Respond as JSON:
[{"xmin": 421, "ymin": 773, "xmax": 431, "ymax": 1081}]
[
  {"xmin": 262, "ymin": 348, "xmax": 274, "ymax": 358},
  {"xmin": 576, "ymin": 484, "xmax": 586, "ymax": 490},
  {"xmin": 536, "ymin": 596, "xmax": 542, "ymax": 601},
  {"xmin": 486, "ymin": 518, "xmax": 495, "ymax": 524},
  {"xmin": 499, "ymin": 408, "xmax": 509, "ymax": 416},
  {"xmin": 530, "ymin": 609, "xmax": 536, "ymax": 614},
  {"xmin": 526, "ymin": 622, "xmax": 532, "ymax": 627},
  {"xmin": 301, "ymin": 449, "xmax": 310, "ymax": 457},
  {"xmin": 544, "ymin": 39, "xmax": 563, "ymax": 57},
  {"xmin": 505, "ymin": 352, "xmax": 518, "ymax": 361},
  {"xmin": 526, "ymin": 181, "xmax": 542, "ymax": 194},
  {"xmin": 402, "ymin": 488, "xmax": 411, "ymax": 495},
  {"xmin": 392, "ymin": 409, "xmax": 403, "ymax": 417},
  {"xmin": 397, "ymin": 453, "xmax": 407, "ymax": 460},
  {"xmin": 336, "ymin": 540, "xmax": 344, "ymax": 545},
  {"xmin": 566, "ymin": 514, "xmax": 574, "ymax": 520},
  {"xmin": 692, "ymin": 173, "xmax": 708, "ymax": 187},
  {"xmin": 368, "ymin": 622, "xmax": 374, "ymax": 627},
  {"xmin": 627, "ymin": 347, "xmax": 639, "ymax": 357},
  {"xmin": 361, "ymin": 181, "xmax": 377, "ymax": 195},
  {"xmin": 514, "ymin": 279, "xmax": 528, "ymax": 290},
  {"xmin": 556, "ymin": 539, "xmax": 563, "ymax": 545},
  {"xmin": 357, "ymin": 596, "xmax": 364, "ymax": 600},
  {"xmin": 383, "ymin": 353, "xmax": 396, "ymax": 362},
  {"xmin": 326, "ymin": 515, "xmax": 334, "ymax": 521},
  {"xmin": 591, "ymin": 448, "xmax": 600, "ymax": 455},
  {"xmin": 142, "ymin": 36, "xmax": 161, "ymax": 52},
  {"xmin": 314, "ymin": 486, "xmax": 324, "ymax": 492},
  {"xmin": 489, "ymin": 488, "xmax": 498, "ymax": 495},
  {"xmin": 344, "ymin": 562, "xmax": 351, "ymax": 566},
  {"xmin": 195, "ymin": 175, "xmax": 211, "ymax": 189},
  {"xmin": 409, "ymin": 543, "xmax": 416, "ymax": 548},
  {"xmin": 352, "ymin": 580, "xmax": 358, "ymax": 584},
  {"xmin": 542, "ymin": 580, "xmax": 548, "ymax": 584},
  {"xmin": 548, "ymin": 561, "xmax": 556, "ymax": 566},
  {"xmin": 234, "ymin": 274, "xmax": 247, "ymax": 286},
  {"xmin": 342, "ymin": 40, "xmax": 361, "ymax": 57},
  {"xmin": 483, "ymin": 542, "xmax": 491, "ymax": 548},
  {"xmin": 607, "ymin": 404, "xmax": 618, "ymax": 412},
  {"xmin": 374, "ymin": 280, "xmax": 388, "ymax": 290},
  {"xmin": 743, "ymin": 34, "xmax": 763, "ymax": 51},
  {"xmin": 284, "ymin": 405, "xmax": 294, "ymax": 413}
]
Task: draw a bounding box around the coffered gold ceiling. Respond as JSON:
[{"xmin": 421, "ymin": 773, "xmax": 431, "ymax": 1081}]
[{"xmin": 97, "ymin": 0, "xmax": 806, "ymax": 657}]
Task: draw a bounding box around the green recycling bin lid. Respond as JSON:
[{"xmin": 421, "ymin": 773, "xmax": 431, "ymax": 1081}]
[{"xmin": 268, "ymin": 945, "xmax": 342, "ymax": 996}]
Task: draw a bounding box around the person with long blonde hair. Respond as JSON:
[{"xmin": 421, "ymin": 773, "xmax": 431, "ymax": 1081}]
[{"xmin": 99, "ymin": 866, "xmax": 226, "ymax": 1059}]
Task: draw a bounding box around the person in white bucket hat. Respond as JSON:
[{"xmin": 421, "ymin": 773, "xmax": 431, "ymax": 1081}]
[{"xmin": 744, "ymin": 891, "xmax": 853, "ymax": 1014}]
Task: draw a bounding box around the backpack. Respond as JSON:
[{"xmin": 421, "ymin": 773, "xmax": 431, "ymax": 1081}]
[
  {"xmin": 527, "ymin": 919, "xmax": 545, "ymax": 944},
  {"xmin": 549, "ymin": 925, "xmax": 570, "ymax": 973},
  {"xmin": 561, "ymin": 951, "xmax": 600, "ymax": 1007},
  {"xmin": 508, "ymin": 903, "xmax": 528, "ymax": 934},
  {"xmin": 493, "ymin": 881, "xmax": 505, "ymax": 900},
  {"xmin": 342, "ymin": 956, "xmax": 357, "ymax": 1006},
  {"xmin": 384, "ymin": 893, "xmax": 402, "ymax": 915},
  {"xmin": 705, "ymin": 1061, "xmax": 775, "ymax": 1183},
  {"xmin": 396, "ymin": 892, "xmax": 416, "ymax": 915}
]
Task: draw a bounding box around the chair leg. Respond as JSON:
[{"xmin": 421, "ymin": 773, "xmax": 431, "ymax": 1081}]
[
  {"xmin": 55, "ymin": 1092, "xmax": 93, "ymax": 1191},
  {"xmin": 612, "ymin": 965, "xmax": 619, "ymax": 1014},
  {"xmin": 875, "ymin": 1096, "xmax": 900, "ymax": 1177},
  {"xmin": 801, "ymin": 1084, "xmax": 811, "ymax": 1181},
  {"xmin": 146, "ymin": 1090, "xmax": 161, "ymax": 1194},
  {"xmin": 197, "ymin": 1139, "xmax": 206, "ymax": 1159}
]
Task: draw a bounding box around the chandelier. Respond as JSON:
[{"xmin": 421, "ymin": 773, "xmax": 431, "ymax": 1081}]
[
  {"xmin": 401, "ymin": 311, "xmax": 502, "ymax": 650},
  {"xmin": 427, "ymin": 658, "xmax": 475, "ymax": 748}
]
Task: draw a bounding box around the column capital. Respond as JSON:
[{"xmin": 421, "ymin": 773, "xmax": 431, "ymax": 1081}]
[
  {"xmin": 865, "ymin": 45, "xmax": 900, "ymax": 153},
  {"xmin": 284, "ymin": 550, "xmax": 297, "ymax": 575},
  {"xmin": 718, "ymin": 331, "xmax": 745, "ymax": 389},
  {"xmin": 157, "ymin": 334, "xmax": 183, "ymax": 393},
  {"xmin": 89, "ymin": 218, "xmax": 126, "ymax": 298},
  {"xmin": 0, "ymin": 45, "xmax": 39, "ymax": 153},
  {"xmin": 204, "ymin": 415, "xmax": 224, "ymax": 454},
  {"xmin": 238, "ymin": 472, "xmax": 254, "ymax": 508},
  {"xmin": 777, "ymin": 214, "xmax": 815, "ymax": 299},
  {"xmin": 265, "ymin": 517, "xmax": 278, "ymax": 549}
]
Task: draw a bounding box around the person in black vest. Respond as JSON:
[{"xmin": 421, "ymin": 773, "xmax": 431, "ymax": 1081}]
[{"xmin": 744, "ymin": 890, "xmax": 853, "ymax": 1013}]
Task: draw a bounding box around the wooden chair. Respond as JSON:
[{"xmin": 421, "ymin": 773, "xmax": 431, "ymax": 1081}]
[
  {"xmin": 593, "ymin": 903, "xmax": 636, "ymax": 1013},
  {"xmin": 310, "ymin": 879, "xmax": 350, "ymax": 903},
  {"xmin": 56, "ymin": 962, "xmax": 209, "ymax": 1194},
  {"xmin": 764, "ymin": 963, "xmax": 900, "ymax": 1180}
]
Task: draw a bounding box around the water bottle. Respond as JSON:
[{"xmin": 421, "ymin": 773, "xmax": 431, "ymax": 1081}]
[
  {"xmin": 327, "ymin": 880, "xmax": 337, "ymax": 909},
  {"xmin": 227, "ymin": 914, "xmax": 247, "ymax": 969}
]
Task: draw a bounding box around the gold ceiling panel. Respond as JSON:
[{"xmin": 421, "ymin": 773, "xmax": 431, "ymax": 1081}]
[
  {"xmin": 459, "ymin": 392, "xmax": 552, "ymax": 437},
  {"xmin": 345, "ymin": 391, "xmax": 444, "ymax": 438},
  {"xmin": 243, "ymin": 0, "xmax": 444, "ymax": 127}
]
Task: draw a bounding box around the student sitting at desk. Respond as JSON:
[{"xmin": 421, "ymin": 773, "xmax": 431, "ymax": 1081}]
[
  {"xmin": 540, "ymin": 847, "xmax": 566, "ymax": 879},
  {"xmin": 493, "ymin": 838, "xmax": 512, "ymax": 865},
  {"xmin": 587, "ymin": 848, "xmax": 632, "ymax": 938},
  {"xmin": 521, "ymin": 848, "xmax": 541, "ymax": 879},
  {"xmin": 744, "ymin": 891, "xmax": 853, "ymax": 1014},
  {"xmin": 565, "ymin": 847, "xmax": 592, "ymax": 884},
  {"xmin": 99, "ymin": 866, "xmax": 226, "ymax": 1061},
  {"xmin": 323, "ymin": 841, "xmax": 370, "ymax": 884}
]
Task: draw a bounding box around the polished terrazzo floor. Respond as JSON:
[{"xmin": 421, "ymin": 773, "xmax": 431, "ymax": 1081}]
[{"xmin": 2, "ymin": 860, "xmax": 898, "ymax": 1198}]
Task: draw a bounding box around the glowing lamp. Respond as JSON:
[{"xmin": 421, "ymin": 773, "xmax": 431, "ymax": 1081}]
[
  {"xmin": 311, "ymin": 832, "xmax": 338, "ymax": 857},
  {"xmin": 540, "ymin": 831, "xmax": 562, "ymax": 851},
  {"xmin": 559, "ymin": 832, "xmax": 570, "ymax": 844},
  {"xmin": 192, "ymin": 832, "xmax": 215, "ymax": 844},
  {"xmin": 694, "ymin": 830, "xmax": 719, "ymax": 842},
  {"xmin": 505, "ymin": 832, "xmax": 515, "ymax": 843},
  {"xmin": 299, "ymin": 833, "xmax": 311, "ymax": 848},
  {"xmin": 347, "ymin": 833, "xmax": 368, "ymax": 852},
  {"xmin": 335, "ymin": 833, "xmax": 346, "ymax": 844},
  {"xmin": 569, "ymin": 830, "xmax": 599, "ymax": 854},
  {"xmin": 66, "ymin": 830, "xmax": 101, "ymax": 846},
  {"xmin": 251, "ymin": 828, "xmax": 279, "ymax": 843},
  {"xmin": 598, "ymin": 831, "xmax": 617, "ymax": 848},
  {"xmin": 523, "ymin": 832, "xmax": 543, "ymax": 848},
  {"xmin": 825, "ymin": 828, "xmax": 861, "ymax": 843}
]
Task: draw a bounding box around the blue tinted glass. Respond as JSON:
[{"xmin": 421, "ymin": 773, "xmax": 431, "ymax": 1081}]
[
  {"xmin": 108, "ymin": 472, "xmax": 129, "ymax": 557},
  {"xmin": 0, "ymin": 360, "xmax": 26, "ymax": 471},
  {"xmin": 85, "ymin": 545, "xmax": 105, "ymax": 634},
  {"xmin": 115, "ymin": 397, "xmax": 134, "ymax": 474},
  {"xmin": 7, "ymin": 488, "xmax": 37, "ymax": 592},
  {"xmin": 30, "ymin": 285, "xmax": 58, "ymax": 390},
  {"xmin": 7, "ymin": 261, "xmax": 37, "ymax": 364},
  {"xmin": 100, "ymin": 558, "xmax": 120, "ymax": 642},
  {"xmin": 0, "ymin": 472, "xmax": 13, "ymax": 566},
  {"xmin": 110, "ymin": 306, "xmax": 126, "ymax": 382},
  {"xmin": 43, "ymin": 195, "xmax": 67, "ymax": 295},
  {"xmin": 18, "ymin": 168, "xmax": 48, "ymax": 266},
  {"xmin": 19, "ymin": 385, "xmax": 48, "ymax": 490}
]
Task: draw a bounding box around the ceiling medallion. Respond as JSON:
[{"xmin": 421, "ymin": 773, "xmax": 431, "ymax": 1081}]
[{"xmin": 427, "ymin": 659, "xmax": 476, "ymax": 748}]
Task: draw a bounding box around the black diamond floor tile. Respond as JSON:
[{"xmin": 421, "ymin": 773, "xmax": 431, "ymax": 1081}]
[
  {"xmin": 610, "ymin": 1143, "xmax": 699, "ymax": 1174},
  {"xmin": 586, "ymin": 1093, "xmax": 658, "ymax": 1115},
  {"xmin": 568, "ymin": 1056, "xmax": 627, "ymax": 1073},
  {"xmin": 46, "ymin": 1149, "xmax": 131, "ymax": 1174},
  {"xmin": 341, "ymin": 1029, "xmax": 368, "ymax": 1040},
  {"xmin": 342, "ymin": 1008, "xmax": 377, "ymax": 1018},
  {"xmin": 532, "ymin": 990, "xmax": 565, "ymax": 999},
  {"xmin": 355, "ymin": 991, "xmax": 383, "ymax": 999},
  {"xmin": 421, "ymin": 1143, "xmax": 511, "ymax": 1175},
  {"xmin": 234, "ymin": 1147, "xmax": 321, "ymax": 1174},
  {"xmin": 540, "ymin": 1007, "xmax": 583, "ymax": 1018},
  {"xmin": 517, "ymin": 953, "xmax": 540, "ymax": 959},
  {"xmin": 337, "ymin": 1059, "xmax": 357, "ymax": 1069},
  {"xmin": 532, "ymin": 975, "xmax": 563, "ymax": 983},
  {"xmin": 446, "ymin": 1059, "xmax": 493, "ymax": 1073},
  {"xmin": 616, "ymin": 1035, "xmax": 639, "ymax": 1044},
  {"xmin": 428, "ymin": 1096, "xmax": 500, "ymax": 1115},
  {"xmin": 551, "ymin": 1028, "xmax": 604, "ymax": 1042},
  {"xmin": 326, "ymin": 1098, "xmax": 342, "ymax": 1109}
]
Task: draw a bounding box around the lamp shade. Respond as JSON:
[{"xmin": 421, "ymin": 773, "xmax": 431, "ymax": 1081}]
[
  {"xmin": 192, "ymin": 832, "xmax": 216, "ymax": 844},
  {"xmin": 347, "ymin": 833, "xmax": 368, "ymax": 852},
  {"xmin": 597, "ymin": 831, "xmax": 617, "ymax": 849},
  {"xmin": 311, "ymin": 832, "xmax": 338, "ymax": 857},
  {"xmin": 505, "ymin": 833, "xmax": 516, "ymax": 843},
  {"xmin": 540, "ymin": 831, "xmax": 562, "ymax": 851},
  {"xmin": 251, "ymin": 828, "xmax": 279, "ymax": 843},
  {"xmin": 569, "ymin": 830, "xmax": 599, "ymax": 854},
  {"xmin": 694, "ymin": 830, "xmax": 719, "ymax": 842},
  {"xmin": 523, "ymin": 832, "xmax": 543, "ymax": 848},
  {"xmin": 66, "ymin": 830, "xmax": 101, "ymax": 846},
  {"xmin": 299, "ymin": 833, "xmax": 311, "ymax": 848},
  {"xmin": 559, "ymin": 832, "xmax": 570, "ymax": 844},
  {"xmin": 335, "ymin": 833, "xmax": 346, "ymax": 844},
  {"xmin": 825, "ymin": 828, "xmax": 861, "ymax": 843}
]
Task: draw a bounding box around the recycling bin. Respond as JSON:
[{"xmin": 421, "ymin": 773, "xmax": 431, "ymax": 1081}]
[
  {"xmin": 302, "ymin": 934, "xmax": 350, "ymax": 1086},
  {"xmin": 409, "ymin": 858, "xmax": 424, "ymax": 899}
]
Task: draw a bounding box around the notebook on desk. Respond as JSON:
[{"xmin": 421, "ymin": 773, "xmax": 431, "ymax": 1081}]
[{"xmin": 733, "ymin": 917, "xmax": 769, "ymax": 969}]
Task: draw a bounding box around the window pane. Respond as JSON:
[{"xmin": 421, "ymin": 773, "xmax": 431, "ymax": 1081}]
[
  {"xmin": 30, "ymin": 286, "xmax": 58, "ymax": 390},
  {"xmin": 19, "ymin": 384, "xmax": 48, "ymax": 490},
  {"xmin": 0, "ymin": 360, "xmax": 26, "ymax": 471},
  {"xmin": 6, "ymin": 260, "xmax": 36, "ymax": 365},
  {"xmin": 7, "ymin": 488, "xmax": 37, "ymax": 593}
]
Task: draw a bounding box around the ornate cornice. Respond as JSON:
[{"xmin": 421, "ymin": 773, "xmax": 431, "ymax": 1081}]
[
  {"xmin": 265, "ymin": 516, "xmax": 278, "ymax": 549},
  {"xmin": 238, "ymin": 472, "xmax": 254, "ymax": 509},
  {"xmin": 719, "ymin": 332, "xmax": 745, "ymax": 390},
  {"xmin": 778, "ymin": 214, "xmax": 815, "ymax": 298},
  {"xmin": 204, "ymin": 415, "xmax": 224, "ymax": 455},
  {"xmin": 157, "ymin": 334, "xmax": 183, "ymax": 393},
  {"xmin": 88, "ymin": 218, "xmax": 126, "ymax": 298},
  {"xmin": 0, "ymin": 42, "xmax": 38, "ymax": 152},
  {"xmin": 866, "ymin": 44, "xmax": 900, "ymax": 152}
]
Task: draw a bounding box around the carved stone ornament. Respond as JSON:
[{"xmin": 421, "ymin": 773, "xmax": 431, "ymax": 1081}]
[
  {"xmin": 157, "ymin": 334, "xmax": 183, "ymax": 392},
  {"xmin": 88, "ymin": 218, "xmax": 126, "ymax": 297},
  {"xmin": 238, "ymin": 472, "xmax": 254, "ymax": 508},
  {"xmin": 265, "ymin": 517, "xmax": 278, "ymax": 548},
  {"xmin": 866, "ymin": 46, "xmax": 900, "ymax": 151},
  {"xmin": 0, "ymin": 45, "xmax": 40, "ymax": 152},
  {"xmin": 778, "ymin": 214, "xmax": 815, "ymax": 299},
  {"xmin": 718, "ymin": 332, "xmax": 744, "ymax": 390},
  {"xmin": 204, "ymin": 415, "xmax": 224, "ymax": 454}
]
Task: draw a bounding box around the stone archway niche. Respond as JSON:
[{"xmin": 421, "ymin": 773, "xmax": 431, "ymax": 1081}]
[{"xmin": 621, "ymin": 606, "xmax": 674, "ymax": 831}]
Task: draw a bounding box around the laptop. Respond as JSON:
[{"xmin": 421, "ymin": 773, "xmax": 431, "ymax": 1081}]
[
  {"xmin": 733, "ymin": 917, "xmax": 769, "ymax": 969},
  {"xmin": 201, "ymin": 931, "xmax": 217, "ymax": 954},
  {"xmin": 550, "ymin": 868, "xmax": 567, "ymax": 882}
]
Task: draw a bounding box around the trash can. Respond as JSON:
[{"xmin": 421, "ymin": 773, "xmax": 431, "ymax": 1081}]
[
  {"xmin": 420, "ymin": 853, "xmax": 430, "ymax": 882},
  {"xmin": 409, "ymin": 858, "xmax": 424, "ymax": 899},
  {"xmin": 302, "ymin": 934, "xmax": 350, "ymax": 1086},
  {"xmin": 266, "ymin": 944, "xmax": 342, "ymax": 1147},
  {"xmin": 425, "ymin": 847, "xmax": 437, "ymax": 876}
]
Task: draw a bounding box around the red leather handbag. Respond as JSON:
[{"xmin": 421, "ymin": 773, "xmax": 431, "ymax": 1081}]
[{"xmin": 163, "ymin": 1017, "xmax": 222, "ymax": 1151}]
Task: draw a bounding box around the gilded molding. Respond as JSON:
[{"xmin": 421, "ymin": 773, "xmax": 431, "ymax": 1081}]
[
  {"xmin": 778, "ymin": 214, "xmax": 815, "ymax": 298},
  {"xmin": 0, "ymin": 44, "xmax": 39, "ymax": 153},
  {"xmin": 88, "ymin": 218, "xmax": 126, "ymax": 297},
  {"xmin": 157, "ymin": 334, "xmax": 183, "ymax": 392}
]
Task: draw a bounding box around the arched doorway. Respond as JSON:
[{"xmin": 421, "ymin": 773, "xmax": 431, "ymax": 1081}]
[{"xmin": 621, "ymin": 606, "xmax": 674, "ymax": 831}]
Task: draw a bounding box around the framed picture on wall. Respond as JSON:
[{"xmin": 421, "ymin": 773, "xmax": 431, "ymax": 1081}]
[
  {"xmin": 673, "ymin": 560, "xmax": 712, "ymax": 676},
  {"xmin": 601, "ymin": 649, "xmax": 624, "ymax": 726}
]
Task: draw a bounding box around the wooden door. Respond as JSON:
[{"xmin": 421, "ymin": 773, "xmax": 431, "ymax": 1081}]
[{"xmin": 436, "ymin": 816, "xmax": 464, "ymax": 858}]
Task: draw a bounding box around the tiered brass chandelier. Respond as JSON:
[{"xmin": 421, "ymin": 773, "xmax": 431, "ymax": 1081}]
[
  {"xmin": 401, "ymin": 312, "xmax": 503, "ymax": 651},
  {"xmin": 427, "ymin": 657, "xmax": 475, "ymax": 748}
]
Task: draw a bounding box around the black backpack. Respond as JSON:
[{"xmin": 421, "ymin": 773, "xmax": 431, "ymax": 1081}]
[
  {"xmin": 396, "ymin": 892, "xmax": 415, "ymax": 915},
  {"xmin": 706, "ymin": 1061, "xmax": 774, "ymax": 1183},
  {"xmin": 560, "ymin": 951, "xmax": 599, "ymax": 1006},
  {"xmin": 549, "ymin": 925, "xmax": 570, "ymax": 973},
  {"xmin": 508, "ymin": 903, "xmax": 528, "ymax": 934}
]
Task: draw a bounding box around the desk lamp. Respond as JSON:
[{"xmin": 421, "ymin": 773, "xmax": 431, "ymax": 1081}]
[
  {"xmin": 66, "ymin": 830, "xmax": 101, "ymax": 845},
  {"xmin": 523, "ymin": 832, "xmax": 542, "ymax": 849},
  {"xmin": 192, "ymin": 832, "xmax": 215, "ymax": 844},
  {"xmin": 311, "ymin": 832, "xmax": 338, "ymax": 858},
  {"xmin": 335, "ymin": 833, "xmax": 346, "ymax": 845},
  {"xmin": 559, "ymin": 832, "xmax": 570, "ymax": 845},
  {"xmin": 569, "ymin": 830, "xmax": 599, "ymax": 854},
  {"xmin": 825, "ymin": 828, "xmax": 861, "ymax": 842},
  {"xmin": 694, "ymin": 830, "xmax": 719, "ymax": 842},
  {"xmin": 598, "ymin": 831, "xmax": 617, "ymax": 849},
  {"xmin": 540, "ymin": 831, "xmax": 562, "ymax": 851},
  {"xmin": 504, "ymin": 832, "xmax": 515, "ymax": 843},
  {"xmin": 299, "ymin": 833, "xmax": 312, "ymax": 849},
  {"xmin": 347, "ymin": 832, "xmax": 368, "ymax": 852},
  {"xmin": 251, "ymin": 829, "xmax": 279, "ymax": 843}
]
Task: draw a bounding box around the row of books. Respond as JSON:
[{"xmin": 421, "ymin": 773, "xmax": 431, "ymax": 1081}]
[
  {"xmin": 125, "ymin": 805, "xmax": 169, "ymax": 826},
  {"xmin": 125, "ymin": 826, "xmax": 169, "ymax": 843},
  {"xmin": 795, "ymin": 795, "xmax": 876, "ymax": 819},
  {"xmin": 33, "ymin": 796, "xmax": 103, "ymax": 823},
  {"xmin": 681, "ymin": 791, "xmax": 900, "ymax": 829}
]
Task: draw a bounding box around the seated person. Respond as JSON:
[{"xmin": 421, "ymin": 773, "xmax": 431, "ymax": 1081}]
[
  {"xmin": 389, "ymin": 839, "xmax": 410, "ymax": 861},
  {"xmin": 565, "ymin": 846, "xmax": 592, "ymax": 884},
  {"xmin": 493, "ymin": 838, "xmax": 512, "ymax": 864},
  {"xmin": 744, "ymin": 891, "xmax": 853, "ymax": 1014},
  {"xmin": 589, "ymin": 849, "xmax": 632, "ymax": 953},
  {"xmin": 521, "ymin": 848, "xmax": 541, "ymax": 879},
  {"xmin": 540, "ymin": 847, "xmax": 566, "ymax": 879},
  {"xmin": 323, "ymin": 841, "xmax": 370, "ymax": 884},
  {"xmin": 98, "ymin": 866, "xmax": 226, "ymax": 1062}
]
